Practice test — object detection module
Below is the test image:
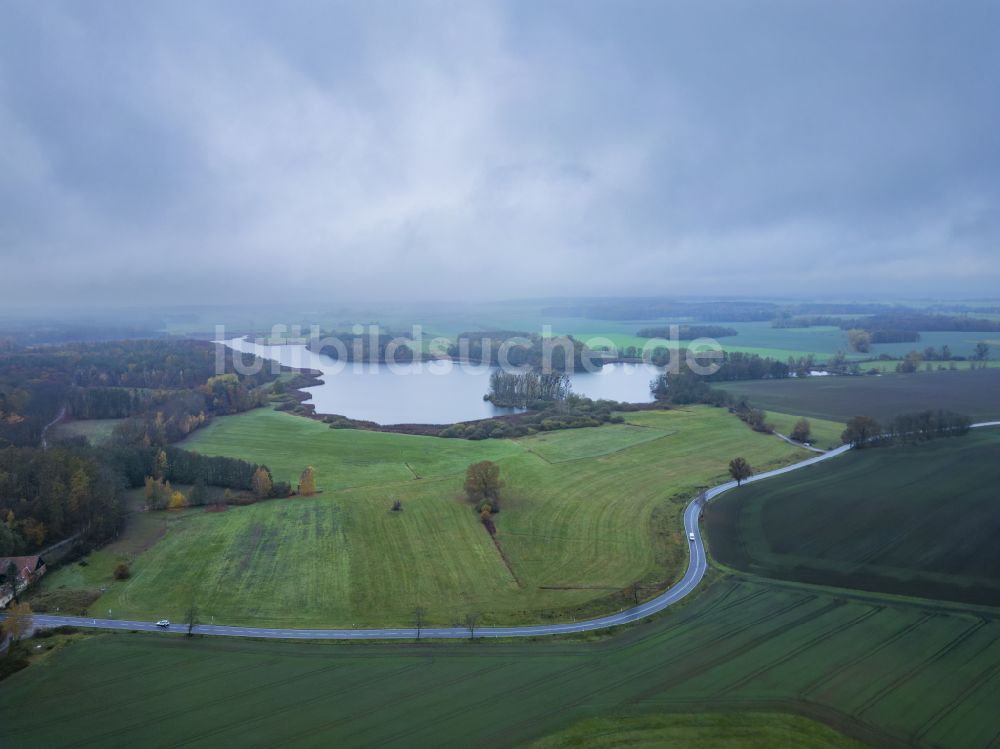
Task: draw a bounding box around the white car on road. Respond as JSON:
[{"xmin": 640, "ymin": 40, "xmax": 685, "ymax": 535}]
[
  {"xmin": 156, "ymin": 619, "xmax": 170, "ymax": 628},
  {"xmin": 688, "ymin": 532, "xmax": 696, "ymax": 542}
]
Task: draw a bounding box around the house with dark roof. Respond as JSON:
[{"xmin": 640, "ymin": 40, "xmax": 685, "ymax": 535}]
[{"xmin": 0, "ymin": 555, "xmax": 46, "ymax": 608}]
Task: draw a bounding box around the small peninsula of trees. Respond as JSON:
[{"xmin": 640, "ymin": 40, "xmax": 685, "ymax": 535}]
[
  {"xmin": 636, "ymin": 325, "xmax": 738, "ymax": 339},
  {"xmin": 440, "ymin": 395, "xmax": 628, "ymax": 440},
  {"xmin": 308, "ymin": 329, "xmax": 414, "ymax": 364},
  {"xmin": 485, "ymin": 370, "xmax": 571, "ymax": 408}
]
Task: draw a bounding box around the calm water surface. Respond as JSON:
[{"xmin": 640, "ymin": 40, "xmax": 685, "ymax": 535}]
[{"xmin": 224, "ymin": 338, "xmax": 659, "ymax": 424}]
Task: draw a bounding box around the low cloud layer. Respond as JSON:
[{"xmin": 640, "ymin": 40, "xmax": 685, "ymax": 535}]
[{"xmin": 1, "ymin": 1, "xmax": 998, "ymax": 307}]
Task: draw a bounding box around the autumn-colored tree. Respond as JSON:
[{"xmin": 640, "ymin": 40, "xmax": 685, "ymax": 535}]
[
  {"xmin": 113, "ymin": 563, "xmax": 131, "ymax": 580},
  {"xmin": 728, "ymin": 457, "xmax": 753, "ymax": 486},
  {"xmin": 252, "ymin": 466, "xmax": 273, "ymax": 499},
  {"xmin": 2, "ymin": 601, "xmax": 32, "ymax": 643},
  {"xmin": 168, "ymin": 490, "xmax": 188, "ymax": 511},
  {"xmin": 298, "ymin": 466, "xmax": 317, "ymax": 496},
  {"xmin": 69, "ymin": 467, "xmax": 90, "ymax": 515},
  {"xmin": 847, "ymin": 329, "xmax": 872, "ymax": 353},
  {"xmin": 21, "ymin": 517, "xmax": 46, "ymax": 546},
  {"xmin": 143, "ymin": 476, "xmax": 172, "ymax": 510},
  {"xmin": 790, "ymin": 418, "xmax": 812, "ymax": 443},
  {"xmin": 842, "ymin": 415, "xmax": 882, "ymax": 447},
  {"xmin": 155, "ymin": 449, "xmax": 169, "ymax": 480},
  {"xmin": 464, "ymin": 461, "xmax": 503, "ymax": 510}
]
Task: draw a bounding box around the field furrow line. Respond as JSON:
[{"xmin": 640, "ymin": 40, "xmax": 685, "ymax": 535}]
[
  {"xmin": 799, "ymin": 613, "xmax": 935, "ymax": 698},
  {"xmin": 913, "ymin": 630, "xmax": 1000, "ymax": 743},
  {"xmin": 623, "ymin": 599, "xmax": 843, "ymax": 705},
  {"xmin": 855, "ymin": 619, "xmax": 987, "ymax": 718},
  {"xmin": 269, "ymin": 661, "xmax": 519, "ymax": 748},
  {"xmin": 712, "ymin": 603, "xmax": 882, "ymax": 698}
]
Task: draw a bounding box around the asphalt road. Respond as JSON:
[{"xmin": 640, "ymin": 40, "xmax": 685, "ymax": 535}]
[{"xmin": 15, "ymin": 423, "xmax": 1000, "ymax": 641}]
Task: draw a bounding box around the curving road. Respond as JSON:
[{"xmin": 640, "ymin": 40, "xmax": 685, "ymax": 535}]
[{"xmin": 15, "ymin": 423, "xmax": 1000, "ymax": 640}]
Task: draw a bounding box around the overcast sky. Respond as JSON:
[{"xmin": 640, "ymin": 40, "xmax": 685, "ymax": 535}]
[{"xmin": 1, "ymin": 1, "xmax": 998, "ymax": 308}]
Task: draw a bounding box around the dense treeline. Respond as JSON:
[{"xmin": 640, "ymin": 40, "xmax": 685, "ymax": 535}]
[
  {"xmin": 773, "ymin": 310, "xmax": 1000, "ymax": 338},
  {"xmin": 0, "ymin": 381, "xmax": 65, "ymax": 448},
  {"xmin": 544, "ymin": 300, "xmax": 903, "ymax": 323},
  {"xmin": 0, "ymin": 339, "xmax": 278, "ymax": 448},
  {"xmin": 309, "ymin": 330, "xmax": 414, "ymax": 363},
  {"xmin": 771, "ymin": 314, "xmax": 845, "ymax": 328},
  {"xmin": 705, "ymin": 352, "xmax": 791, "ymax": 381},
  {"xmin": 449, "ymin": 332, "xmax": 604, "ymax": 371},
  {"xmin": 894, "ymin": 343, "xmax": 989, "ymax": 373},
  {"xmin": 651, "ymin": 371, "xmax": 714, "ymax": 404},
  {"xmin": 440, "ymin": 395, "xmax": 630, "ymax": 439},
  {"xmin": 0, "ymin": 436, "xmax": 266, "ymax": 555},
  {"xmin": 0, "ymin": 339, "xmax": 263, "ymax": 390},
  {"xmin": 885, "ymin": 410, "xmax": 971, "ymax": 443},
  {"xmin": 646, "ymin": 351, "xmax": 794, "ymax": 385},
  {"xmin": 109, "ymin": 375, "xmax": 271, "ymax": 448},
  {"xmin": 650, "ymin": 371, "xmax": 731, "ymax": 406},
  {"xmin": 871, "ymin": 330, "xmax": 922, "ymax": 343},
  {"xmin": 0, "ymin": 445, "xmax": 126, "ymax": 555},
  {"xmin": 542, "ymin": 300, "xmax": 780, "ymax": 322},
  {"xmin": 636, "ymin": 325, "xmax": 738, "ymax": 339},
  {"xmin": 843, "ymin": 411, "xmax": 972, "ymax": 447},
  {"xmin": 65, "ymin": 387, "xmax": 172, "ymax": 420},
  {"xmin": 104, "ymin": 446, "xmax": 260, "ymax": 491},
  {"xmin": 849, "ymin": 313, "xmax": 1000, "ymax": 334},
  {"xmin": 486, "ymin": 370, "xmax": 571, "ymax": 408}
]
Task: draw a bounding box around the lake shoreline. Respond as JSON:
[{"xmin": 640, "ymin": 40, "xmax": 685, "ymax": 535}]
[{"xmin": 222, "ymin": 337, "xmax": 664, "ymax": 431}]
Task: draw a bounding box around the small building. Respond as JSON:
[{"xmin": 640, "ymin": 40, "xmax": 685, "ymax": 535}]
[{"xmin": 0, "ymin": 555, "xmax": 47, "ymax": 608}]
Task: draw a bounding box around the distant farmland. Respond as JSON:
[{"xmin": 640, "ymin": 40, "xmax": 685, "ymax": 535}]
[
  {"xmin": 4, "ymin": 579, "xmax": 999, "ymax": 749},
  {"xmin": 706, "ymin": 427, "xmax": 1000, "ymax": 606},
  {"xmin": 716, "ymin": 368, "xmax": 1000, "ymax": 423}
]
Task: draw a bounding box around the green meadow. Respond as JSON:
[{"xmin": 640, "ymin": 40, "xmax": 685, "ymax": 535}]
[{"xmin": 51, "ymin": 406, "xmax": 806, "ymax": 628}]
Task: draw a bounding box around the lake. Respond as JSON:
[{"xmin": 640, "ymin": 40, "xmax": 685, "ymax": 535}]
[{"xmin": 223, "ymin": 337, "xmax": 659, "ymax": 424}]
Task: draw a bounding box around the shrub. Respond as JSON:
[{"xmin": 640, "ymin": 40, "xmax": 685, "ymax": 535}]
[{"xmin": 113, "ymin": 563, "xmax": 131, "ymax": 580}]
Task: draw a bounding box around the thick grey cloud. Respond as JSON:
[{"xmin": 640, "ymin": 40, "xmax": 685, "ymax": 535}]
[{"xmin": 1, "ymin": 0, "xmax": 998, "ymax": 307}]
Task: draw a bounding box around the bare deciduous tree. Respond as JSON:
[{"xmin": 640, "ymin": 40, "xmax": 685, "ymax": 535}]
[
  {"xmin": 464, "ymin": 613, "xmax": 480, "ymax": 640},
  {"xmin": 414, "ymin": 606, "xmax": 426, "ymax": 640}
]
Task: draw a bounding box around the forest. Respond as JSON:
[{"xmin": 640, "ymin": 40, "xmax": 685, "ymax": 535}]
[
  {"xmin": 307, "ymin": 329, "xmax": 415, "ymax": 363},
  {"xmin": 636, "ymin": 325, "xmax": 738, "ymax": 339},
  {"xmin": 485, "ymin": 370, "xmax": 571, "ymax": 408},
  {"xmin": 0, "ymin": 339, "xmax": 282, "ymax": 558},
  {"xmin": 449, "ymin": 331, "xmax": 604, "ymax": 371},
  {"xmin": 0, "ymin": 339, "xmax": 277, "ymax": 448}
]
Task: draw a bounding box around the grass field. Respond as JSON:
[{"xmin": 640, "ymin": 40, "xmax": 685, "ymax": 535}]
[
  {"xmin": 4, "ymin": 578, "xmax": 999, "ymax": 748},
  {"xmin": 716, "ymin": 367, "xmax": 1000, "ymax": 423},
  {"xmin": 706, "ymin": 428, "xmax": 1000, "ymax": 606},
  {"xmin": 763, "ymin": 411, "xmax": 844, "ymax": 450},
  {"xmin": 51, "ymin": 418, "xmax": 124, "ymax": 445},
  {"xmin": 48, "ymin": 406, "xmax": 806, "ymax": 628}
]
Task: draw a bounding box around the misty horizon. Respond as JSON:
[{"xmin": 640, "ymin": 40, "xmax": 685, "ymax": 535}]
[{"xmin": 2, "ymin": 1, "xmax": 999, "ymax": 308}]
